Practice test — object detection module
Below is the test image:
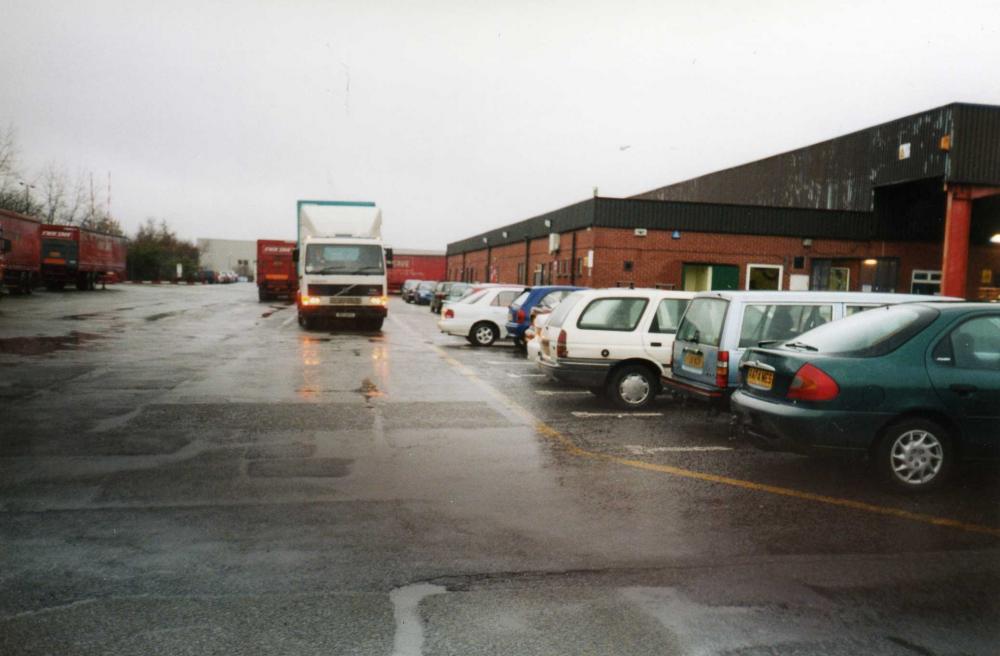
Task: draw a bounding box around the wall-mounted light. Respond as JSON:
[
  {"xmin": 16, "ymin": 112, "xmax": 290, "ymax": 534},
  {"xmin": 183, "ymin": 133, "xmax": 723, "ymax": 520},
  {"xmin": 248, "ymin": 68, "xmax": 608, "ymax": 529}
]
[
  {"xmin": 482, "ymin": 237, "xmax": 488, "ymax": 244},
  {"xmin": 863, "ymin": 258, "xmax": 878, "ymax": 266},
  {"xmin": 501, "ymin": 231, "xmax": 508, "ymax": 239},
  {"xmin": 543, "ymin": 219, "xmax": 552, "ymax": 228},
  {"xmin": 802, "ymin": 238, "xmax": 813, "ymax": 247},
  {"xmin": 991, "ymin": 233, "xmax": 1000, "ymax": 244}
]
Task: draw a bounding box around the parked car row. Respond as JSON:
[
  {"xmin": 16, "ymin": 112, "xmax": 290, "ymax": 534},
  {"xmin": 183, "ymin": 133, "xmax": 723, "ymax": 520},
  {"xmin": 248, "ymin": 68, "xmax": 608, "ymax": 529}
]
[{"xmin": 433, "ymin": 283, "xmax": 998, "ymax": 492}]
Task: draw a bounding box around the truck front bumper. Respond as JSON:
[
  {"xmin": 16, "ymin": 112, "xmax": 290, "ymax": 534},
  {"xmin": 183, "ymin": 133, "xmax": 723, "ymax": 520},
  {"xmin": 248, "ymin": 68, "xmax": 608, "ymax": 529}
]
[{"xmin": 298, "ymin": 301, "xmax": 387, "ymax": 319}]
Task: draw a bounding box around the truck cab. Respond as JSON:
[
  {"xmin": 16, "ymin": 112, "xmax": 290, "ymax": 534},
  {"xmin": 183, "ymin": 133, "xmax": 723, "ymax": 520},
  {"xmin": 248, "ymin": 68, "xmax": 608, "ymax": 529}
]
[{"xmin": 296, "ymin": 201, "xmax": 390, "ymax": 331}]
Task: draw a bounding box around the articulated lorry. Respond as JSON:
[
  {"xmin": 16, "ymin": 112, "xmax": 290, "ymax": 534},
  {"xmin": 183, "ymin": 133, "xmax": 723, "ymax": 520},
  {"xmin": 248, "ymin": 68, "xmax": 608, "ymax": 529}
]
[
  {"xmin": 0, "ymin": 209, "xmax": 41, "ymax": 295},
  {"xmin": 40, "ymin": 224, "xmax": 127, "ymax": 290},
  {"xmin": 256, "ymin": 239, "xmax": 297, "ymax": 301},
  {"xmin": 296, "ymin": 200, "xmax": 392, "ymax": 330}
]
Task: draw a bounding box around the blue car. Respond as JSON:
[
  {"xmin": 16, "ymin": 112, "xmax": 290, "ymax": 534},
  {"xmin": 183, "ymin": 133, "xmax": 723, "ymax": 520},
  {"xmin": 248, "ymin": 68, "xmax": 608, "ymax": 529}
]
[
  {"xmin": 414, "ymin": 280, "xmax": 438, "ymax": 305},
  {"xmin": 506, "ymin": 285, "xmax": 587, "ymax": 345}
]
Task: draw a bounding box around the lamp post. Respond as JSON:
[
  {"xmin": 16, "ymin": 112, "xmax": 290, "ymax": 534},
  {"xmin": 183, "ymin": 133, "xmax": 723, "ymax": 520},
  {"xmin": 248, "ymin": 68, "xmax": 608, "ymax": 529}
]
[{"xmin": 17, "ymin": 181, "xmax": 35, "ymax": 212}]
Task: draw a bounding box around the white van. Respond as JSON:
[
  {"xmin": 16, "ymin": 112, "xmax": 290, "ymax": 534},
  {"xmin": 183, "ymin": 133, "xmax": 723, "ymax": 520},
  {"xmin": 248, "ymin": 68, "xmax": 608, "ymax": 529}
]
[
  {"xmin": 662, "ymin": 291, "xmax": 961, "ymax": 402},
  {"xmin": 537, "ymin": 288, "xmax": 694, "ymax": 409}
]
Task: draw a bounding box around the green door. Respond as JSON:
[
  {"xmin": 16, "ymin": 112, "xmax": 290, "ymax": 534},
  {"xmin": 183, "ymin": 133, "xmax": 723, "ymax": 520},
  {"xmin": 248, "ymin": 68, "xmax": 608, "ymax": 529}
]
[{"xmin": 711, "ymin": 265, "xmax": 738, "ymax": 290}]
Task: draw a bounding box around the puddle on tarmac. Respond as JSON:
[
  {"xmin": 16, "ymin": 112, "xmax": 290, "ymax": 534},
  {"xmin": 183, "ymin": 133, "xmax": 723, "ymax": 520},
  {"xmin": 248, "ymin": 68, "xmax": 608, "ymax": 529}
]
[
  {"xmin": 0, "ymin": 331, "xmax": 104, "ymax": 355},
  {"xmin": 60, "ymin": 312, "xmax": 102, "ymax": 321},
  {"xmin": 145, "ymin": 311, "xmax": 181, "ymax": 322}
]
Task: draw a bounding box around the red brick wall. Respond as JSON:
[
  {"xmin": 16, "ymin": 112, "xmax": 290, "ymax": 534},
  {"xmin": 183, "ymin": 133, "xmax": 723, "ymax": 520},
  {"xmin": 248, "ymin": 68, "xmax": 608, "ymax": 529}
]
[{"xmin": 450, "ymin": 227, "xmax": 994, "ymax": 295}]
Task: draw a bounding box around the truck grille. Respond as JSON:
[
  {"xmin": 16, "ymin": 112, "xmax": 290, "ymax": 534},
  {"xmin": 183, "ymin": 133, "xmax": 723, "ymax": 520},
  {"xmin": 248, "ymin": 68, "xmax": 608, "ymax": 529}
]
[{"xmin": 308, "ymin": 284, "xmax": 382, "ymax": 296}]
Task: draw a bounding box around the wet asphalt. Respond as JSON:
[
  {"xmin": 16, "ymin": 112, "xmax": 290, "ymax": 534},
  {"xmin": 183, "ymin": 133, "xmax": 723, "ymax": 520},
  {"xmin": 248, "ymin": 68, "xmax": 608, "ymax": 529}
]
[{"xmin": 0, "ymin": 284, "xmax": 998, "ymax": 655}]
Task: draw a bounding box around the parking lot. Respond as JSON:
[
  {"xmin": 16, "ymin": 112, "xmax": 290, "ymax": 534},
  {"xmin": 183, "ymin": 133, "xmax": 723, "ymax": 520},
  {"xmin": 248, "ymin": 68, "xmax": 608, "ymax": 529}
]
[{"xmin": 2, "ymin": 285, "xmax": 999, "ymax": 655}]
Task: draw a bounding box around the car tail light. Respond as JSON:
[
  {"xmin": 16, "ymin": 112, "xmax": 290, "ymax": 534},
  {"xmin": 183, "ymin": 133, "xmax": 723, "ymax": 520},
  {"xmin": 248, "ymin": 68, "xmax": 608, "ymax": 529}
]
[
  {"xmin": 715, "ymin": 351, "xmax": 729, "ymax": 389},
  {"xmin": 444, "ymin": 308, "xmax": 454, "ymax": 319},
  {"xmin": 556, "ymin": 329, "xmax": 568, "ymax": 358},
  {"xmin": 516, "ymin": 308, "xmax": 526, "ymax": 323},
  {"xmin": 786, "ymin": 363, "xmax": 840, "ymax": 402}
]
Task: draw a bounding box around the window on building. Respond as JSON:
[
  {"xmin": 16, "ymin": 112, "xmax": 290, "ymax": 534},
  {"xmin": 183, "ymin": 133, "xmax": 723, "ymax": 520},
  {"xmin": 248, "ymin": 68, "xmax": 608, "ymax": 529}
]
[
  {"xmin": 911, "ymin": 270, "xmax": 942, "ymax": 295},
  {"xmin": 746, "ymin": 264, "xmax": 783, "ymax": 290},
  {"xmin": 623, "ymin": 260, "xmax": 634, "ymax": 272},
  {"xmin": 793, "ymin": 256, "xmax": 805, "ymax": 269},
  {"xmin": 577, "ymin": 258, "xmax": 585, "ymax": 276},
  {"xmin": 517, "ymin": 262, "xmax": 526, "ymax": 285}
]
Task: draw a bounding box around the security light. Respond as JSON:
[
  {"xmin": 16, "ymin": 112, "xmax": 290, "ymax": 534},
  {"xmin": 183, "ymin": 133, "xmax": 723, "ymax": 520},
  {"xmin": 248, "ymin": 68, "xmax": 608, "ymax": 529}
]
[{"xmin": 991, "ymin": 233, "xmax": 1000, "ymax": 244}]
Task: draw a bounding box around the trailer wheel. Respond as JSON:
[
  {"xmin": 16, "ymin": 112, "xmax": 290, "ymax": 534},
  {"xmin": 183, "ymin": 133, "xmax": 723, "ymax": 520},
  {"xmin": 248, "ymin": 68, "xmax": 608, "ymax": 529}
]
[{"xmin": 258, "ymin": 288, "xmax": 269, "ymax": 302}]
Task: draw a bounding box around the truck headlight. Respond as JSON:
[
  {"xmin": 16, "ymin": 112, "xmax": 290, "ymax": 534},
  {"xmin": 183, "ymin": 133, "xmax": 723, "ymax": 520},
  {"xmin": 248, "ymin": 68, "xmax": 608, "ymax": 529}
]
[{"xmin": 370, "ymin": 295, "xmax": 389, "ymax": 306}]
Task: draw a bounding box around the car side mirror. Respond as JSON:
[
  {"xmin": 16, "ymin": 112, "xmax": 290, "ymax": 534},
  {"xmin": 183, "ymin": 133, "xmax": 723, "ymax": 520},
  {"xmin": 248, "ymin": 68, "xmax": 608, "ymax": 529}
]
[
  {"xmin": 292, "ymin": 248, "xmax": 299, "ymax": 263},
  {"xmin": 384, "ymin": 247, "xmax": 394, "ymax": 269}
]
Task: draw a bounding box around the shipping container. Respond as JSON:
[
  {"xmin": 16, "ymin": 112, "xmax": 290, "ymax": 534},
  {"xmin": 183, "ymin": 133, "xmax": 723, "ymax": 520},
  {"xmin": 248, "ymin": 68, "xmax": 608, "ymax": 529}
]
[
  {"xmin": 39, "ymin": 224, "xmax": 127, "ymax": 290},
  {"xmin": 0, "ymin": 209, "xmax": 42, "ymax": 295},
  {"xmin": 256, "ymin": 239, "xmax": 298, "ymax": 301},
  {"xmin": 386, "ymin": 249, "xmax": 446, "ymax": 293}
]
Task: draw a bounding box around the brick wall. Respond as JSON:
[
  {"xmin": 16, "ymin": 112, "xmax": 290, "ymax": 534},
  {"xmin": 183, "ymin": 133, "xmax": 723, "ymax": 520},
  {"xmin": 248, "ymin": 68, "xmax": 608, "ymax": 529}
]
[{"xmin": 450, "ymin": 226, "xmax": 998, "ymax": 296}]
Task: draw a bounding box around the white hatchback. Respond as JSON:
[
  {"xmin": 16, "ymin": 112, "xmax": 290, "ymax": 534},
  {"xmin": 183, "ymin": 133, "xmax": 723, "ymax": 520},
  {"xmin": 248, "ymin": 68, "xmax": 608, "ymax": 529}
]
[
  {"xmin": 438, "ymin": 285, "xmax": 524, "ymax": 346},
  {"xmin": 538, "ymin": 288, "xmax": 695, "ymax": 408}
]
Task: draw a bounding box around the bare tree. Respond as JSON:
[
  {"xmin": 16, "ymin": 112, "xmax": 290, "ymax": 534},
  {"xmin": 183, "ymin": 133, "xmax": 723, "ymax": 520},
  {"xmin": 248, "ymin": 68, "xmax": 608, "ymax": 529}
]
[{"xmin": 38, "ymin": 161, "xmax": 67, "ymax": 223}]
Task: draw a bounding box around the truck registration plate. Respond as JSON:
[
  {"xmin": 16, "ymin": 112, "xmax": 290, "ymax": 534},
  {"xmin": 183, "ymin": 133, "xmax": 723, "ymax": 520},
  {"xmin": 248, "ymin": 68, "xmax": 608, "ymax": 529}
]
[{"xmin": 335, "ymin": 312, "xmax": 356, "ymax": 318}]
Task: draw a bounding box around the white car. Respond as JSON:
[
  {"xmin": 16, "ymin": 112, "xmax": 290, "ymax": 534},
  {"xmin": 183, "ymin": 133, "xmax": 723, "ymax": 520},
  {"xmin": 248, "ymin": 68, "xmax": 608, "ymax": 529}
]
[
  {"xmin": 438, "ymin": 286, "xmax": 524, "ymax": 346},
  {"xmin": 524, "ymin": 310, "xmax": 551, "ymax": 362},
  {"xmin": 538, "ymin": 288, "xmax": 695, "ymax": 409}
]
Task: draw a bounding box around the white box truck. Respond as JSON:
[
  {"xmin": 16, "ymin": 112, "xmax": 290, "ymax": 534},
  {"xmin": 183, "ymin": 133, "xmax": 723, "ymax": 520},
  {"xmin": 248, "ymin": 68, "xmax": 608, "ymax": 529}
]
[{"xmin": 295, "ymin": 200, "xmax": 392, "ymax": 330}]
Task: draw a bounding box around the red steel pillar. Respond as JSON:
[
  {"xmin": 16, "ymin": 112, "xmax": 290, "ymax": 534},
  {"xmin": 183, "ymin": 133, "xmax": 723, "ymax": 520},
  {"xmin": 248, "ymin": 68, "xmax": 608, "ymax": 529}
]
[
  {"xmin": 941, "ymin": 185, "xmax": 1000, "ymax": 298},
  {"xmin": 941, "ymin": 185, "xmax": 973, "ymax": 298}
]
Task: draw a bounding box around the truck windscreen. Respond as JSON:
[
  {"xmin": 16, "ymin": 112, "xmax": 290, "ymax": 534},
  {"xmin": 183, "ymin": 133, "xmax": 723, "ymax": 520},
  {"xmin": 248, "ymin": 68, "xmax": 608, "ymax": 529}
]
[{"xmin": 305, "ymin": 244, "xmax": 384, "ymax": 275}]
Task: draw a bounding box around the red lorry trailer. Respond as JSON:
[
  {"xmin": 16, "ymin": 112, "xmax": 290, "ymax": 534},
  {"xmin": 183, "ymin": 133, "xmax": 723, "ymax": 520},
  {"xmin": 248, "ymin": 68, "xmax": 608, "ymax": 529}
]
[
  {"xmin": 386, "ymin": 249, "xmax": 446, "ymax": 293},
  {"xmin": 0, "ymin": 209, "xmax": 42, "ymax": 295},
  {"xmin": 256, "ymin": 239, "xmax": 297, "ymax": 301},
  {"xmin": 39, "ymin": 224, "xmax": 127, "ymax": 290}
]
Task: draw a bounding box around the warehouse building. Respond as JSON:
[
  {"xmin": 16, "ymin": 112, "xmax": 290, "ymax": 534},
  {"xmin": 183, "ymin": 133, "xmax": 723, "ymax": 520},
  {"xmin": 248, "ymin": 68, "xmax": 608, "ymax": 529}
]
[
  {"xmin": 446, "ymin": 103, "xmax": 1000, "ymax": 300},
  {"xmin": 197, "ymin": 238, "xmax": 257, "ymax": 278}
]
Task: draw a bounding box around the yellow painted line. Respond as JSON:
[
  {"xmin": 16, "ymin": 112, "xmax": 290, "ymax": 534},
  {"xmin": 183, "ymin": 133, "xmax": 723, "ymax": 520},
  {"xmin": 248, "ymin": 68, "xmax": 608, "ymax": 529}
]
[{"xmin": 394, "ymin": 314, "xmax": 1000, "ymax": 539}]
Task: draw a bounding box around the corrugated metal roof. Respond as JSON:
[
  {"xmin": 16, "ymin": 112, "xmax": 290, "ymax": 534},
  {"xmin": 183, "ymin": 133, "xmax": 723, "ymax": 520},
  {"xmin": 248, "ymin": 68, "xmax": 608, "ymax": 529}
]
[
  {"xmin": 446, "ymin": 199, "xmax": 594, "ymax": 255},
  {"xmin": 632, "ymin": 103, "xmax": 1000, "ymax": 209}
]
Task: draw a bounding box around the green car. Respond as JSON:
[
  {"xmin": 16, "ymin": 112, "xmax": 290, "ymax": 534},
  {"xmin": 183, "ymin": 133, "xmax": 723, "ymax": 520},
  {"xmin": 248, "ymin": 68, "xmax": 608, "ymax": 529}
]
[{"xmin": 731, "ymin": 302, "xmax": 1000, "ymax": 491}]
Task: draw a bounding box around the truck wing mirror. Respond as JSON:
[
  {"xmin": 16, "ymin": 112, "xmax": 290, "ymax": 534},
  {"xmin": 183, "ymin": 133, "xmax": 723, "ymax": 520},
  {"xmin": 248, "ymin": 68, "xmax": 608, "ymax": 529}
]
[
  {"xmin": 384, "ymin": 247, "xmax": 394, "ymax": 269},
  {"xmin": 292, "ymin": 248, "xmax": 299, "ymax": 263}
]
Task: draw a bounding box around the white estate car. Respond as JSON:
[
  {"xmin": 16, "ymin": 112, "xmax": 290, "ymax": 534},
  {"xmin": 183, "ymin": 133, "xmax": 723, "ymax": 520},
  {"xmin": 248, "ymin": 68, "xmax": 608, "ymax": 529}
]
[
  {"xmin": 538, "ymin": 288, "xmax": 695, "ymax": 409},
  {"xmin": 438, "ymin": 285, "xmax": 524, "ymax": 346}
]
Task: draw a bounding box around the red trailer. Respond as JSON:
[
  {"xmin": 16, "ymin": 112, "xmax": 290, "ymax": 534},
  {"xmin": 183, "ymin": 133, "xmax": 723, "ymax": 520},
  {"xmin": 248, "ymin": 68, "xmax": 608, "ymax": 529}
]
[
  {"xmin": 39, "ymin": 224, "xmax": 127, "ymax": 291},
  {"xmin": 0, "ymin": 209, "xmax": 42, "ymax": 295},
  {"xmin": 386, "ymin": 249, "xmax": 446, "ymax": 293},
  {"xmin": 256, "ymin": 239, "xmax": 298, "ymax": 301}
]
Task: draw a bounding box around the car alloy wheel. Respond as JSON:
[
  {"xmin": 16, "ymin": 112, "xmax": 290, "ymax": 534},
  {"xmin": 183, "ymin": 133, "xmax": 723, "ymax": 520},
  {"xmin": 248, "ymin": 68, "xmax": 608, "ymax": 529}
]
[
  {"xmin": 471, "ymin": 322, "xmax": 497, "ymax": 347},
  {"xmin": 878, "ymin": 419, "xmax": 951, "ymax": 491}
]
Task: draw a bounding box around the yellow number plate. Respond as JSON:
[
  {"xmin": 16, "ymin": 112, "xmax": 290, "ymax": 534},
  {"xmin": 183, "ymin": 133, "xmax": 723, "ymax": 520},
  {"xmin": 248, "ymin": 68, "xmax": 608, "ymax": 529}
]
[
  {"xmin": 683, "ymin": 351, "xmax": 704, "ymax": 370},
  {"xmin": 746, "ymin": 367, "xmax": 774, "ymax": 390}
]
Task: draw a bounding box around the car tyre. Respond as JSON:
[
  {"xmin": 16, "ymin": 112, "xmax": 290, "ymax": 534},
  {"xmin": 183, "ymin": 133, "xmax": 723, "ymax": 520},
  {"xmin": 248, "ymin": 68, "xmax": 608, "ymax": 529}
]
[
  {"xmin": 607, "ymin": 364, "xmax": 659, "ymax": 410},
  {"xmin": 876, "ymin": 418, "xmax": 953, "ymax": 492},
  {"xmin": 469, "ymin": 322, "xmax": 497, "ymax": 347}
]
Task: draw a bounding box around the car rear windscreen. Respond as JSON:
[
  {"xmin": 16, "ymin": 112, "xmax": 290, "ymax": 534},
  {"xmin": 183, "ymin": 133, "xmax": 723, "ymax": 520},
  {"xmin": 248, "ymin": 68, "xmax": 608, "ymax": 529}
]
[
  {"xmin": 738, "ymin": 304, "xmax": 833, "ymax": 348},
  {"xmin": 676, "ymin": 298, "xmax": 727, "ymax": 346},
  {"xmin": 547, "ymin": 291, "xmax": 586, "ymax": 328},
  {"xmin": 782, "ymin": 304, "xmax": 939, "ymax": 357}
]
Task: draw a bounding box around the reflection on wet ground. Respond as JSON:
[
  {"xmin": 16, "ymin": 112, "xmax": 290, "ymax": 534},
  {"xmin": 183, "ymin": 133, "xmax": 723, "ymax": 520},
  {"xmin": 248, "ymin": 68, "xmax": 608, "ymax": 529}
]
[{"xmin": 0, "ymin": 331, "xmax": 103, "ymax": 355}]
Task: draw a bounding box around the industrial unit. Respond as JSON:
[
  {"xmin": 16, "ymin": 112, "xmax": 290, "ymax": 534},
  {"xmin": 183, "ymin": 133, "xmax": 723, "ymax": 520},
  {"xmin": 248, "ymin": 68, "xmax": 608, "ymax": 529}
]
[{"xmin": 446, "ymin": 103, "xmax": 1000, "ymax": 300}]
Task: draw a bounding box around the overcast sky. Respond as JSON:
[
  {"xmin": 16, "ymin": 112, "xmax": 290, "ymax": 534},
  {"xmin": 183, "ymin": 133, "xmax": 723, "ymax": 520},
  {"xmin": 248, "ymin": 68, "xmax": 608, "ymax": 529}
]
[{"xmin": 3, "ymin": 1, "xmax": 999, "ymax": 250}]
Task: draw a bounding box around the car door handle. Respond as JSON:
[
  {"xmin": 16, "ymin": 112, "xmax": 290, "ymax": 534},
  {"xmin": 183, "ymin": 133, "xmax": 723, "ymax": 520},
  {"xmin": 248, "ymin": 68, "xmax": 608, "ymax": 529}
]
[
  {"xmin": 650, "ymin": 342, "xmax": 662, "ymax": 347},
  {"xmin": 949, "ymin": 383, "xmax": 978, "ymax": 395}
]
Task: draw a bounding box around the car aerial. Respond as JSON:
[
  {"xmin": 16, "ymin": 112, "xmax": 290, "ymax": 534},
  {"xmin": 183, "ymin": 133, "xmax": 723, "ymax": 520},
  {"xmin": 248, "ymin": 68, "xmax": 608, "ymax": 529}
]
[
  {"xmin": 730, "ymin": 302, "xmax": 999, "ymax": 491},
  {"xmin": 413, "ymin": 280, "xmax": 438, "ymax": 305},
  {"xmin": 538, "ymin": 288, "xmax": 694, "ymax": 409},
  {"xmin": 663, "ymin": 290, "xmax": 961, "ymax": 404},
  {"xmin": 438, "ymin": 285, "xmax": 524, "ymax": 346},
  {"xmin": 506, "ymin": 285, "xmax": 587, "ymax": 348},
  {"xmin": 400, "ymin": 279, "xmax": 421, "ymax": 302}
]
